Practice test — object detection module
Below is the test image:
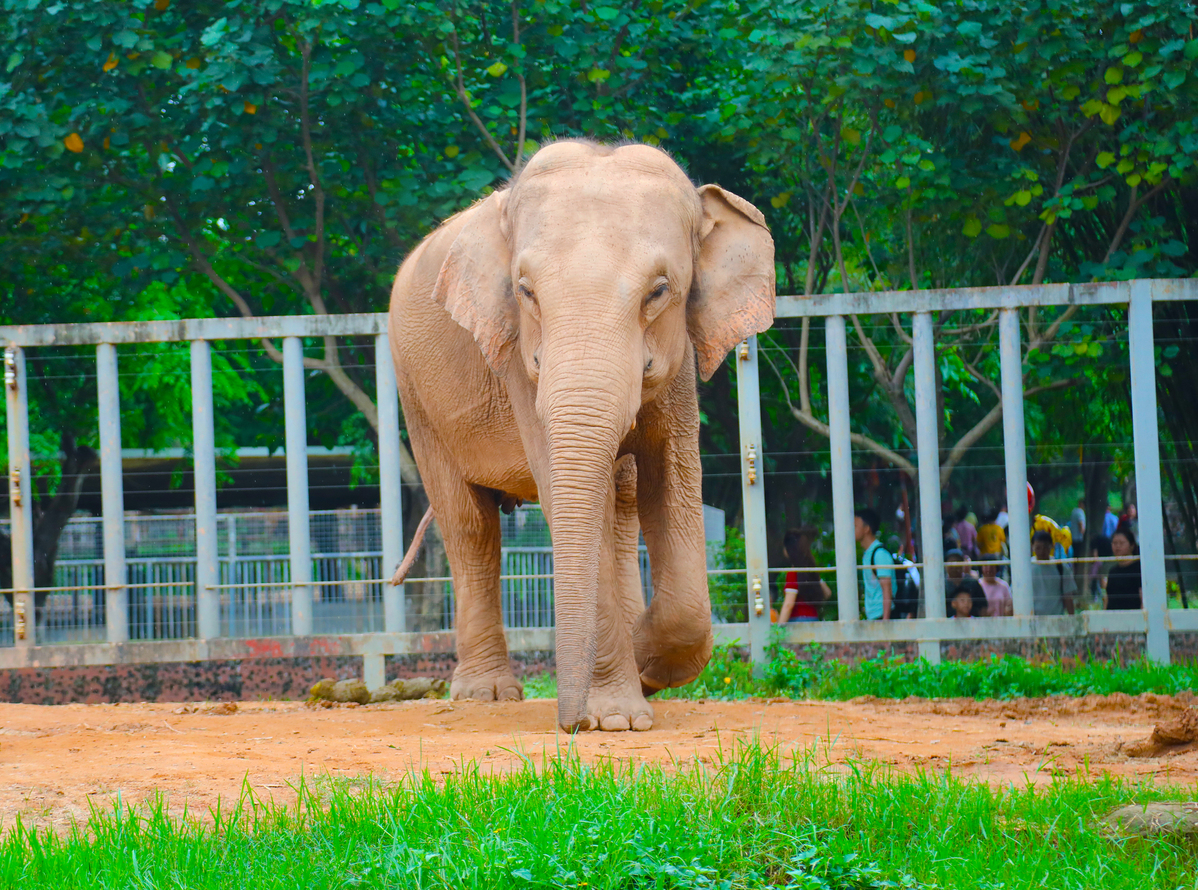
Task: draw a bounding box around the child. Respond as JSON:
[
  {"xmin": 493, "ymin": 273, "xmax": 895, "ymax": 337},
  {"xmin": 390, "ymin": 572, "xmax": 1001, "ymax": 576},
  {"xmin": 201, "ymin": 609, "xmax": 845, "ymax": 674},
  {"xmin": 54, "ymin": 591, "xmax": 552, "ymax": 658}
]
[
  {"xmin": 978, "ymin": 555, "xmax": 1013, "ymax": 617},
  {"xmin": 945, "ymin": 550, "xmax": 987, "ymax": 617},
  {"xmin": 949, "ymin": 589, "xmax": 983, "ymax": 618}
]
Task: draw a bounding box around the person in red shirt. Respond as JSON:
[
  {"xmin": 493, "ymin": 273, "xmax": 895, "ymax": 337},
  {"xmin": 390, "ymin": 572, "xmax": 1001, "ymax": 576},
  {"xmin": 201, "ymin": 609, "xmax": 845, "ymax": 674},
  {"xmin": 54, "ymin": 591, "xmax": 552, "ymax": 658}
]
[{"xmin": 776, "ymin": 527, "xmax": 831, "ymax": 623}]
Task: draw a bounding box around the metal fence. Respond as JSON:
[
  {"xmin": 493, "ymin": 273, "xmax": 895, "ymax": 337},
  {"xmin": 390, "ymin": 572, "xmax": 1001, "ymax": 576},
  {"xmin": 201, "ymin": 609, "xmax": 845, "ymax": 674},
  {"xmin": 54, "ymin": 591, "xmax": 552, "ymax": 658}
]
[
  {"xmin": 3, "ymin": 278, "xmax": 1197, "ymax": 679},
  {"xmin": 0, "ymin": 506, "xmax": 653, "ymax": 644}
]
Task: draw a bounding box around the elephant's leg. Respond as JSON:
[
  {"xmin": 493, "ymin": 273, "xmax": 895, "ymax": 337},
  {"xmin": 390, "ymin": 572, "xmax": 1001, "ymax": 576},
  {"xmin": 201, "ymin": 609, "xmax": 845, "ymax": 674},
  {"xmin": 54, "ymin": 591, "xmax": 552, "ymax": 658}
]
[
  {"xmin": 421, "ymin": 460, "xmax": 522, "ymax": 702},
  {"xmin": 612, "ymin": 454, "xmax": 646, "ymax": 633},
  {"xmin": 582, "ymin": 458, "xmax": 654, "ymax": 731},
  {"xmin": 632, "ymin": 371, "xmax": 714, "ymax": 694}
]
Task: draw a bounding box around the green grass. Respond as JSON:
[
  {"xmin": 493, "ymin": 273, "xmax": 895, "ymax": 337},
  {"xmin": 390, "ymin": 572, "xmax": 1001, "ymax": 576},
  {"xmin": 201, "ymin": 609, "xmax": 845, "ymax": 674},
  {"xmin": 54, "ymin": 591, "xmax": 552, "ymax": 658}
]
[
  {"xmin": 2, "ymin": 744, "xmax": 1195, "ymax": 889},
  {"xmin": 522, "ymin": 645, "xmax": 1198, "ymax": 703}
]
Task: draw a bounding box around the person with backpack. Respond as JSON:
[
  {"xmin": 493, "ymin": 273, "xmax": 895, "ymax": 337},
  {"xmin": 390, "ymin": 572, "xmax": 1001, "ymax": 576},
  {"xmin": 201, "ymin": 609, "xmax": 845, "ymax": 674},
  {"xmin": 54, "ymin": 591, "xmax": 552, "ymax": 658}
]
[
  {"xmin": 855, "ymin": 507, "xmax": 895, "ymax": 620},
  {"xmin": 883, "ymin": 534, "xmax": 921, "ymax": 619},
  {"xmin": 1031, "ymin": 529, "xmax": 1076, "ymax": 615}
]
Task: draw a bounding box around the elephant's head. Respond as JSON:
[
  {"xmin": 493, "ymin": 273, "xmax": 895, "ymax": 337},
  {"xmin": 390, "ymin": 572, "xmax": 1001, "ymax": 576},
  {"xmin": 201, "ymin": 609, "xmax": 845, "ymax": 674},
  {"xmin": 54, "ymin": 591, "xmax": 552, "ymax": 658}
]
[{"xmin": 433, "ymin": 141, "xmax": 775, "ymax": 729}]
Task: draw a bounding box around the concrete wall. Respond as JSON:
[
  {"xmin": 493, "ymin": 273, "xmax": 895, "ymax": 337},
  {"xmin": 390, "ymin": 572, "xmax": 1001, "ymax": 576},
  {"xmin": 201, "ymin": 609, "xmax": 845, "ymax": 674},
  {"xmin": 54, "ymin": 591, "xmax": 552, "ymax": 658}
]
[
  {"xmin": 0, "ymin": 651, "xmax": 555, "ymax": 705},
  {"xmin": 2, "ymin": 634, "xmax": 1194, "ymax": 705}
]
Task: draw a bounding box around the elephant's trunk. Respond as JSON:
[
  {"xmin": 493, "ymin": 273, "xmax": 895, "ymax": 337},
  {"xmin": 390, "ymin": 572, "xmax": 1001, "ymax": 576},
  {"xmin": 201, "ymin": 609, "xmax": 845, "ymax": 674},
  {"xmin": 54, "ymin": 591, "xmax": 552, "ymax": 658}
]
[{"xmin": 539, "ymin": 338, "xmax": 639, "ymax": 731}]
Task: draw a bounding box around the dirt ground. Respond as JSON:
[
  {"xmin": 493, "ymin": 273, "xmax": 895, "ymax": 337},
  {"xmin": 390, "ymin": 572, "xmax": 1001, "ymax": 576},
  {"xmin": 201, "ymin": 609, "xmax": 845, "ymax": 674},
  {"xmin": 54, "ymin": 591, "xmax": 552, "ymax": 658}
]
[{"xmin": 1, "ymin": 693, "xmax": 1196, "ymax": 831}]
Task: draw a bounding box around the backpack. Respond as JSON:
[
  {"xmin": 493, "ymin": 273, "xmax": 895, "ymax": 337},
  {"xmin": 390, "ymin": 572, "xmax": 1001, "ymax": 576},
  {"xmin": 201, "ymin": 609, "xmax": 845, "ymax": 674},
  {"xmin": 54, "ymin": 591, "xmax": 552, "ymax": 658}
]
[{"xmin": 869, "ymin": 545, "xmax": 920, "ymax": 617}]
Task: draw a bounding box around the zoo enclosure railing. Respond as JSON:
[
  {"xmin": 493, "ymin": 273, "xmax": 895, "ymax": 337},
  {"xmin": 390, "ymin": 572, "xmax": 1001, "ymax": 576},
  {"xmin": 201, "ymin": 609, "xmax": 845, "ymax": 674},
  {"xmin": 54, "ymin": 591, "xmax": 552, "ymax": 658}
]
[
  {"xmin": 0, "ymin": 506, "xmax": 649, "ymax": 642},
  {"xmin": 3, "ymin": 278, "xmax": 1197, "ymax": 681}
]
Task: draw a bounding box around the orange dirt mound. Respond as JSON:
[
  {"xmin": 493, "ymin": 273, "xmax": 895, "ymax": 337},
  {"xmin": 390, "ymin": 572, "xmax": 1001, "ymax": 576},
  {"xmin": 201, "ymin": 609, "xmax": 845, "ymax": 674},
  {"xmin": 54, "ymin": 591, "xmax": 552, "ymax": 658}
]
[{"xmin": 1125, "ymin": 708, "xmax": 1198, "ymax": 758}]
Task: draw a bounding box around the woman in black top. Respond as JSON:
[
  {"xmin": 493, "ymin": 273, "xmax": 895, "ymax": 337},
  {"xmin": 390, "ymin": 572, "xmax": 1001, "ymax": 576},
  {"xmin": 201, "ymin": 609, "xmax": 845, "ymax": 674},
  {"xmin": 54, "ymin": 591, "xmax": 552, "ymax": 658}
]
[{"xmin": 1105, "ymin": 528, "xmax": 1142, "ymax": 610}]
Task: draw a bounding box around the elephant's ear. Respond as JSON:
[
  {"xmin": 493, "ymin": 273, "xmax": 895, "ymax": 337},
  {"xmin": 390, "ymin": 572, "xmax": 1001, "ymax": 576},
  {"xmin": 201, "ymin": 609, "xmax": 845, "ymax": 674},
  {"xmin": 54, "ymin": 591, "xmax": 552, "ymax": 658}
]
[
  {"xmin": 687, "ymin": 185, "xmax": 776, "ymax": 381},
  {"xmin": 433, "ymin": 190, "xmax": 516, "ymax": 373}
]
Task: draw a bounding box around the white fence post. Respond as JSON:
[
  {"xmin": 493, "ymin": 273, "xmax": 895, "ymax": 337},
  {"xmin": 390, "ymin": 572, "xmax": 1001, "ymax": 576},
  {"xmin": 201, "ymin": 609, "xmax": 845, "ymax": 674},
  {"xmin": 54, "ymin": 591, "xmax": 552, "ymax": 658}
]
[
  {"xmin": 4, "ymin": 346, "xmax": 35, "ymax": 647},
  {"xmin": 736, "ymin": 336, "xmax": 771, "ymax": 672},
  {"xmin": 1000, "ymin": 308, "xmax": 1033, "ymax": 616},
  {"xmin": 96, "ymin": 343, "xmax": 128, "ymax": 643},
  {"xmin": 1128, "ymin": 280, "xmax": 1170, "ymax": 664},
  {"xmin": 190, "ymin": 340, "xmax": 220, "ymax": 639},
  {"xmin": 912, "ymin": 312, "xmax": 944, "ymax": 662},
  {"xmin": 825, "ymin": 316, "xmax": 859, "ymax": 624},
  {"xmin": 375, "ymin": 333, "xmax": 406, "ymax": 634},
  {"xmin": 283, "ymin": 337, "xmax": 313, "ymax": 636}
]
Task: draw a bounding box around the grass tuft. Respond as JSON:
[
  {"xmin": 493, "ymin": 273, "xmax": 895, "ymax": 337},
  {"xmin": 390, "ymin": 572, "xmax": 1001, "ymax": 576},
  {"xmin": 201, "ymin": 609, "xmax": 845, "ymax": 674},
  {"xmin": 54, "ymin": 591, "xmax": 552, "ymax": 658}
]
[
  {"xmin": 1, "ymin": 743, "xmax": 1195, "ymax": 888},
  {"xmin": 527, "ymin": 646, "xmax": 1198, "ymax": 703}
]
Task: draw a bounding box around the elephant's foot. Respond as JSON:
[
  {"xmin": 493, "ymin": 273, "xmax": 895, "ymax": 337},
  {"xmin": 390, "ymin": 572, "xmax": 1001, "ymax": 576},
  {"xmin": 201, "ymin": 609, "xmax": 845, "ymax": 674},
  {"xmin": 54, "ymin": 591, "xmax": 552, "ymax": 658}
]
[
  {"xmin": 637, "ymin": 628, "xmax": 714, "ymax": 696},
  {"xmin": 450, "ymin": 664, "xmax": 524, "ymax": 702},
  {"xmin": 579, "ymin": 680, "xmax": 654, "ymax": 732}
]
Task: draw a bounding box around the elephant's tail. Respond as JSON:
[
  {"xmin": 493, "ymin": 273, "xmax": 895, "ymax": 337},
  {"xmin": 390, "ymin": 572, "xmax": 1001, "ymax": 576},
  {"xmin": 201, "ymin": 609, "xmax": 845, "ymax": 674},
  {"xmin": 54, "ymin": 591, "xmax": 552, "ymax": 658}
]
[{"xmin": 390, "ymin": 506, "xmax": 435, "ymax": 585}]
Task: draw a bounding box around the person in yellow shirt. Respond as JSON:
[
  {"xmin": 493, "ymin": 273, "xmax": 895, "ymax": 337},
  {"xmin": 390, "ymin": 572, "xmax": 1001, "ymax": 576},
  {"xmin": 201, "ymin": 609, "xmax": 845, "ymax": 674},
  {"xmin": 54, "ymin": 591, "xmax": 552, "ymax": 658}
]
[
  {"xmin": 1032, "ymin": 512, "xmax": 1072, "ymax": 555},
  {"xmin": 976, "ymin": 511, "xmax": 1006, "ymax": 557},
  {"xmin": 1024, "ymin": 484, "xmax": 1073, "ymax": 555}
]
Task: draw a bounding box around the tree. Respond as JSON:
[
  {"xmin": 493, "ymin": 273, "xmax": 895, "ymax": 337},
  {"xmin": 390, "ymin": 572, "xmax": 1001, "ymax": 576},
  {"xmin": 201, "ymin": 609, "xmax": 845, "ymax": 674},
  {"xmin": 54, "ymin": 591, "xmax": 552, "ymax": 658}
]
[{"xmin": 715, "ymin": 0, "xmax": 1196, "ymax": 497}]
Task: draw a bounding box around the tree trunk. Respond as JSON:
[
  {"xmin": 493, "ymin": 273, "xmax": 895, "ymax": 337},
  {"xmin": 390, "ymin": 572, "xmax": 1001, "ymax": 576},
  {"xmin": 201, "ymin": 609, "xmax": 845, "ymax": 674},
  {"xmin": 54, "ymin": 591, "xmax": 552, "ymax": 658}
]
[
  {"xmin": 31, "ymin": 435, "xmax": 99, "ymax": 590},
  {"xmin": 1, "ymin": 433, "xmax": 98, "ymax": 614}
]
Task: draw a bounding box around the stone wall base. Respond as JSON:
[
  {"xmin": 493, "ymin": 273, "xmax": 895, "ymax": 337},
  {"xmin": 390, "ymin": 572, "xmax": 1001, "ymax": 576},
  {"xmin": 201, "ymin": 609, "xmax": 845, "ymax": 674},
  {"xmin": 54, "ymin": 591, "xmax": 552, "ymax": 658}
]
[
  {"xmin": 1, "ymin": 635, "xmax": 1193, "ymax": 705},
  {"xmin": 0, "ymin": 652, "xmax": 554, "ymax": 706},
  {"xmin": 784, "ymin": 633, "xmax": 1198, "ymax": 666}
]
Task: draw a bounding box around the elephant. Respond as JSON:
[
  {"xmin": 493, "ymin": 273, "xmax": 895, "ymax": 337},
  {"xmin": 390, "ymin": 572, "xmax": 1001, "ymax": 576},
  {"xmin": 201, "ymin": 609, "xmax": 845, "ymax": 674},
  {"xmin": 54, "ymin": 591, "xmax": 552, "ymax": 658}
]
[{"xmin": 388, "ymin": 140, "xmax": 775, "ymax": 731}]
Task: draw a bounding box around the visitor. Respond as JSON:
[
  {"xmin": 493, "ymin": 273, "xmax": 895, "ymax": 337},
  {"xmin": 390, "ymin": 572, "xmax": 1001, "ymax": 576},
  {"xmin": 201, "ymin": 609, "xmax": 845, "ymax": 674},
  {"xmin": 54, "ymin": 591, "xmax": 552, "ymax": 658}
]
[
  {"xmin": 855, "ymin": 507, "xmax": 895, "ymax": 620},
  {"xmin": 1087, "ymin": 534, "xmax": 1113, "ymax": 608},
  {"xmin": 976, "ymin": 511, "xmax": 1006, "ymax": 559},
  {"xmin": 887, "ymin": 534, "xmax": 921, "ymax": 620},
  {"xmin": 1069, "ymin": 498, "xmax": 1086, "ymax": 557},
  {"xmin": 1031, "ymin": 529, "xmax": 1077, "ymax": 615},
  {"xmin": 995, "ymin": 503, "xmax": 1010, "ymax": 530},
  {"xmin": 1102, "ymin": 503, "xmax": 1119, "ymax": 539},
  {"xmin": 1031, "ymin": 504, "xmax": 1072, "ymax": 561},
  {"xmin": 978, "ymin": 554, "xmax": 1013, "ymax": 617},
  {"xmin": 945, "ymin": 550, "xmax": 987, "ymax": 618},
  {"xmin": 942, "ymin": 515, "xmax": 961, "ymax": 554},
  {"xmin": 776, "ymin": 527, "xmax": 831, "ymax": 623},
  {"xmin": 953, "ymin": 507, "xmax": 979, "ymax": 559},
  {"xmin": 1104, "ymin": 528, "xmax": 1142, "ymax": 610},
  {"xmin": 1119, "ymin": 503, "xmax": 1139, "ymax": 539}
]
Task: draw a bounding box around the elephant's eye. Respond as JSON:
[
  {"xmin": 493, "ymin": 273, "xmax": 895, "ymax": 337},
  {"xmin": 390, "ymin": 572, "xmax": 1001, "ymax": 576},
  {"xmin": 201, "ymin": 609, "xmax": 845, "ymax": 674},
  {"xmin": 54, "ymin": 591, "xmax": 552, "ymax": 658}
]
[
  {"xmin": 646, "ymin": 282, "xmax": 669, "ymax": 303},
  {"xmin": 517, "ymin": 280, "xmax": 536, "ymax": 304}
]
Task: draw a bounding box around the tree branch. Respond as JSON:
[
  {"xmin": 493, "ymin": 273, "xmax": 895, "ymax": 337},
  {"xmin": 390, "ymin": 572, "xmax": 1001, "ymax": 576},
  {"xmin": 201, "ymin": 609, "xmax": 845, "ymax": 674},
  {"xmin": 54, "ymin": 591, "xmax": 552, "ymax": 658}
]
[
  {"xmin": 1102, "ymin": 178, "xmax": 1173, "ymax": 265},
  {"xmin": 261, "ymin": 155, "xmax": 298, "ymax": 243},
  {"xmin": 962, "ymin": 359, "xmax": 1002, "ymax": 401},
  {"xmin": 298, "ymin": 39, "xmax": 327, "ymax": 294},
  {"xmin": 451, "ymin": 30, "xmax": 516, "ymax": 173},
  {"xmin": 763, "ymin": 348, "xmax": 915, "ymax": 477},
  {"xmin": 939, "ymin": 378, "xmax": 1075, "ymax": 485},
  {"xmin": 511, "ymin": 0, "xmax": 527, "ymax": 169},
  {"xmin": 1008, "ymin": 223, "xmax": 1047, "ymax": 286}
]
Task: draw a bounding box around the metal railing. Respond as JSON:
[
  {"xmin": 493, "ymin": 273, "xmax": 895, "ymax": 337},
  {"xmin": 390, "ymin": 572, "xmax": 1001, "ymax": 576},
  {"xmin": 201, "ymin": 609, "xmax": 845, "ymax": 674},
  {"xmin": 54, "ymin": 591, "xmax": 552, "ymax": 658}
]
[
  {"xmin": 736, "ymin": 278, "xmax": 1198, "ymax": 666},
  {"xmin": 0, "ymin": 507, "xmax": 655, "ymax": 643},
  {"xmin": 3, "ymin": 278, "xmax": 1197, "ymax": 678}
]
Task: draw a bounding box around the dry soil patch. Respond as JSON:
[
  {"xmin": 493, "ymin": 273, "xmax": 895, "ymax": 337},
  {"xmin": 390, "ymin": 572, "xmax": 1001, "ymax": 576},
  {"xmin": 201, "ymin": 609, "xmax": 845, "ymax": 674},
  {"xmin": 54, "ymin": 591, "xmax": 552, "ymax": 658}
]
[{"xmin": 1, "ymin": 695, "xmax": 1196, "ymax": 831}]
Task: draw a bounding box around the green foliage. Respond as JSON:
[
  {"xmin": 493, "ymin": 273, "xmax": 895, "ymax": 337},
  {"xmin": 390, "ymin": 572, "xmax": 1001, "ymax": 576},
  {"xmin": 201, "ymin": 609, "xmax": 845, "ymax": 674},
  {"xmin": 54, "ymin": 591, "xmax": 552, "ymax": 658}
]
[
  {"xmin": 707, "ymin": 525, "xmax": 747, "ymax": 623},
  {"xmin": 812, "ymin": 652, "xmax": 1198, "ymax": 701},
  {"xmin": 658, "ymin": 638, "xmax": 762, "ymax": 701},
  {"xmin": 643, "ymin": 642, "xmax": 1198, "ymax": 702},
  {"xmin": 3, "ymin": 0, "xmax": 1197, "ymax": 540},
  {"xmin": 1, "ymin": 747, "xmax": 1195, "ymax": 889}
]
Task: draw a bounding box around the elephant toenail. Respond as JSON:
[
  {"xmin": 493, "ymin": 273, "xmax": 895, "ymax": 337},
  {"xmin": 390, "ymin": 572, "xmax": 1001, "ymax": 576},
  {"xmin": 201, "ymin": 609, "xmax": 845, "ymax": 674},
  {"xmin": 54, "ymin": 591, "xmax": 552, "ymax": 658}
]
[{"xmin": 600, "ymin": 714, "xmax": 632, "ymax": 732}]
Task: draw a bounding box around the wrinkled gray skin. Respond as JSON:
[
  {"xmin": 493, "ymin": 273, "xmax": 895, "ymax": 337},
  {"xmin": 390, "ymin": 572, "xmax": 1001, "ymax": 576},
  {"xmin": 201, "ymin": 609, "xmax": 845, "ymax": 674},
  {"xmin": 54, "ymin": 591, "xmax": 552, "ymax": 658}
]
[{"xmin": 389, "ymin": 141, "xmax": 775, "ymax": 731}]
